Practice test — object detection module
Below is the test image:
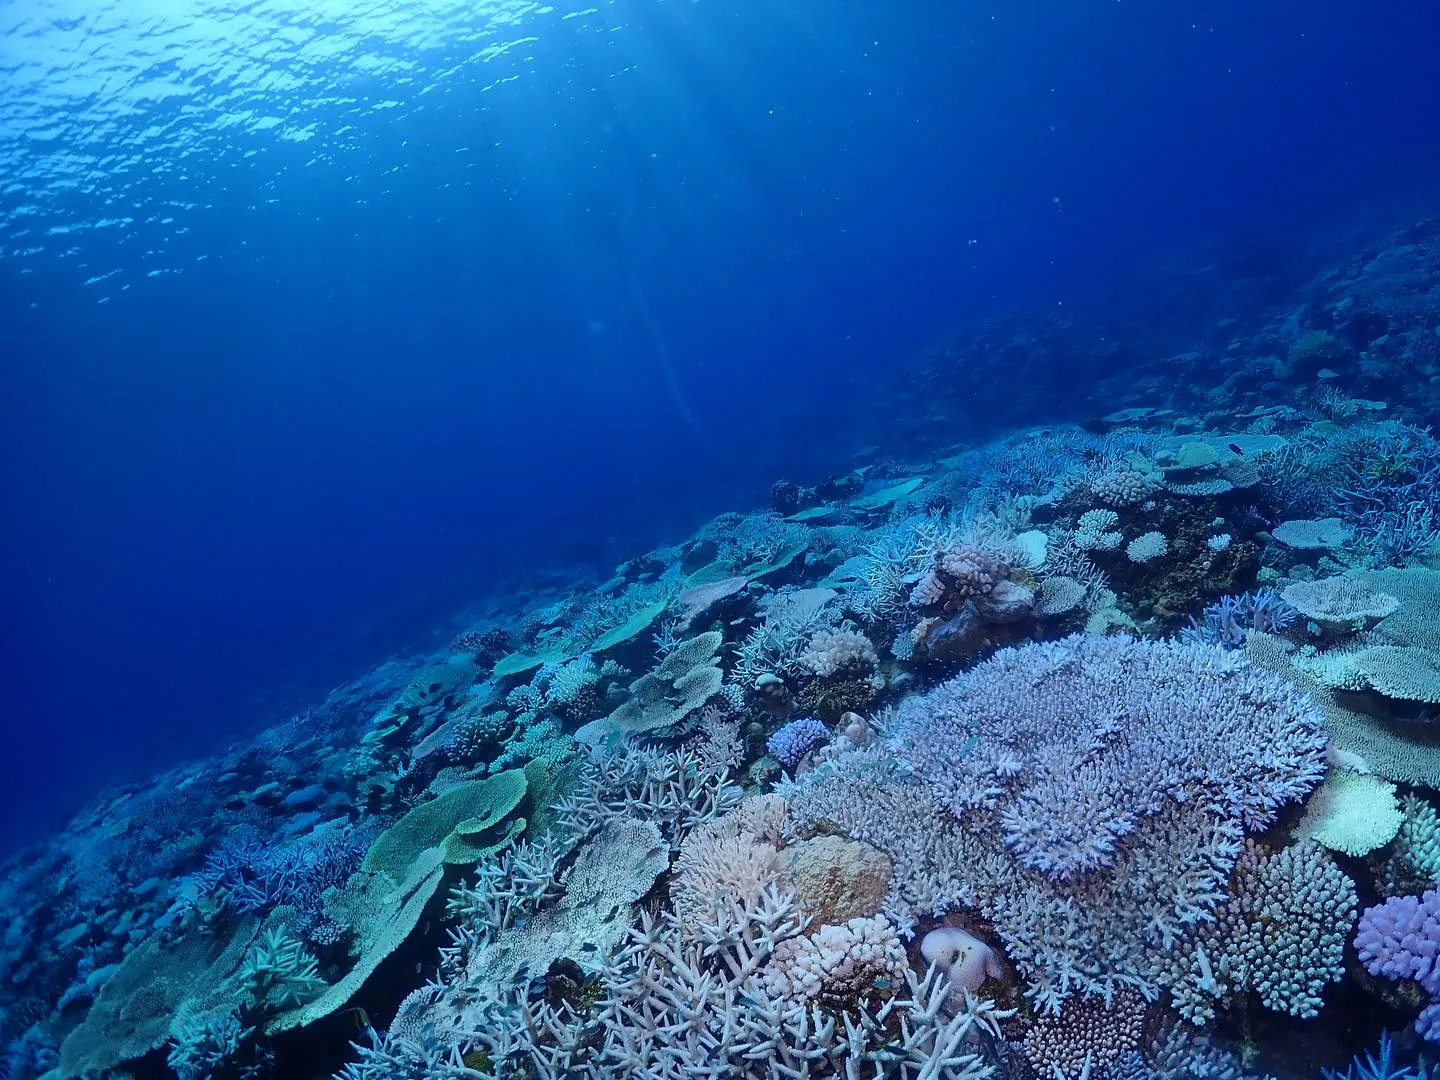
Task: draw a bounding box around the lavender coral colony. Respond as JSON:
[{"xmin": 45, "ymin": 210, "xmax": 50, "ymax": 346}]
[
  {"xmin": 767, "ymin": 716, "xmax": 829, "ymax": 770},
  {"xmin": 16, "ymin": 222, "xmax": 1440, "ymax": 1080}
]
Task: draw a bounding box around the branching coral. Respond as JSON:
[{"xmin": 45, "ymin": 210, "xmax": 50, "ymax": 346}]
[
  {"xmin": 781, "ymin": 637, "xmax": 1331, "ymax": 1016},
  {"xmin": 1356, "ymin": 889, "xmax": 1440, "ymax": 1041},
  {"xmin": 339, "ymin": 738, "xmax": 1005, "ymax": 1080},
  {"xmin": 237, "ymin": 927, "xmax": 326, "ymax": 1013},
  {"xmin": 1163, "ymin": 840, "xmax": 1356, "ymax": 1024},
  {"xmin": 890, "ymin": 635, "xmax": 1327, "ymax": 880}
]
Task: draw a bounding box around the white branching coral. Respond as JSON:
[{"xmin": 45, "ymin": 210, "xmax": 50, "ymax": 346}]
[
  {"xmin": 1038, "ymin": 575, "xmax": 1087, "ymax": 616},
  {"xmin": 1126, "ymin": 530, "xmax": 1169, "ymax": 563},
  {"xmin": 736, "ymin": 591, "xmax": 843, "ymax": 680},
  {"xmin": 672, "ymin": 827, "xmax": 781, "ymax": 928},
  {"xmin": 341, "ymin": 736, "xmax": 1008, "ymax": 1080},
  {"xmin": 1074, "ymin": 508, "xmax": 1124, "ymax": 552},
  {"xmin": 544, "ymin": 655, "xmax": 600, "ymax": 717}
]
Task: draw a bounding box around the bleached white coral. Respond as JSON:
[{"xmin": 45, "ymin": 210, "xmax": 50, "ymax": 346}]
[
  {"xmin": 545, "ymin": 655, "xmax": 599, "ymax": 715},
  {"xmin": 1038, "ymin": 575, "xmax": 1087, "ymax": 616},
  {"xmin": 1089, "ymin": 459, "xmax": 1161, "ymax": 507},
  {"xmin": 759, "ymin": 914, "xmax": 908, "ymax": 1005},
  {"xmin": 1075, "ymin": 509, "xmax": 1123, "ymax": 552},
  {"xmin": 801, "ymin": 629, "xmax": 880, "ymax": 679},
  {"xmin": 1126, "ymin": 530, "xmax": 1169, "ymax": 563},
  {"xmin": 672, "ymin": 827, "xmax": 781, "ymax": 928}
]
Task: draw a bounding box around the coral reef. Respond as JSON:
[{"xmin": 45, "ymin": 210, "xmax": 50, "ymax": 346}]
[{"xmin": 15, "ymin": 215, "xmax": 1440, "ymax": 1080}]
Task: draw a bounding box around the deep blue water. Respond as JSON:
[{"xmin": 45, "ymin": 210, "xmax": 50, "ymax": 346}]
[{"xmin": 3, "ymin": 0, "xmax": 1438, "ymax": 855}]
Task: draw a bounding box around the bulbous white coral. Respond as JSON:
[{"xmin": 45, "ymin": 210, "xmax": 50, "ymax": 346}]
[{"xmin": 920, "ymin": 926, "xmax": 1004, "ymax": 993}]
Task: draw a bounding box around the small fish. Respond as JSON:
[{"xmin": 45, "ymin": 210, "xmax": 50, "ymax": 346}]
[
  {"xmin": 339, "ymin": 1006, "xmax": 372, "ymax": 1033},
  {"xmin": 1228, "ymin": 442, "xmax": 1244, "ymax": 455}
]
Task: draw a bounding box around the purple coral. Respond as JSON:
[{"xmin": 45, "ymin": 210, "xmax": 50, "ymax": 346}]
[
  {"xmin": 1356, "ymin": 890, "xmax": 1440, "ymax": 1041},
  {"xmin": 889, "ymin": 634, "xmax": 1328, "ymax": 881},
  {"xmin": 1180, "ymin": 589, "xmax": 1297, "ymax": 649},
  {"xmin": 767, "ymin": 717, "xmax": 830, "ymax": 770}
]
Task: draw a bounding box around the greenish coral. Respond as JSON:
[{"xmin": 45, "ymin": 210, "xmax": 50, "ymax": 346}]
[
  {"xmin": 238, "ymin": 927, "xmax": 326, "ymax": 1013},
  {"xmin": 1349, "ymin": 645, "xmax": 1440, "ymax": 703},
  {"xmin": 490, "ymin": 718, "xmax": 569, "ymax": 775},
  {"xmin": 576, "ymin": 632, "xmax": 723, "ymax": 745},
  {"xmin": 256, "ymin": 773, "xmax": 534, "ymax": 1036},
  {"xmin": 1166, "ymin": 840, "xmax": 1355, "ymax": 1024},
  {"xmin": 1294, "ymin": 768, "xmax": 1402, "ymax": 857},
  {"xmin": 1380, "ymin": 794, "xmax": 1440, "ymax": 895},
  {"xmin": 587, "ymin": 598, "xmax": 671, "ymax": 654},
  {"xmin": 362, "ymin": 770, "xmax": 528, "ymax": 878},
  {"xmin": 1247, "ymin": 631, "xmax": 1440, "ymax": 788},
  {"xmin": 454, "ymin": 818, "xmax": 669, "ymax": 986},
  {"xmin": 57, "ymin": 915, "xmax": 262, "ymax": 1078},
  {"xmin": 166, "ymin": 1011, "xmax": 253, "ymax": 1080},
  {"xmin": 270, "ymin": 849, "xmax": 448, "ymax": 1034},
  {"xmin": 849, "ymin": 477, "xmax": 923, "ymax": 511}
]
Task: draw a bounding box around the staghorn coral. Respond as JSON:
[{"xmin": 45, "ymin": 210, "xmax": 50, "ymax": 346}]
[
  {"xmin": 236, "ymin": 927, "xmax": 325, "ymax": 1014},
  {"xmin": 889, "ymin": 635, "xmax": 1327, "ymax": 882},
  {"xmin": 781, "ymin": 737, "xmax": 1244, "ymax": 1012},
  {"xmin": 736, "ymin": 589, "xmax": 844, "ymax": 681},
  {"xmin": 1180, "ymin": 589, "xmax": 1297, "ymax": 649},
  {"xmin": 672, "ymin": 826, "xmax": 781, "ymax": 927},
  {"xmin": 457, "ymin": 889, "xmax": 1004, "ymax": 1079}
]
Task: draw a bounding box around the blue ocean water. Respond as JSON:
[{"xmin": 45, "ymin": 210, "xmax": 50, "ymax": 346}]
[
  {"xmin": 5, "ymin": 0, "xmax": 1432, "ymax": 854},
  {"xmin": 3, "ymin": 1, "xmax": 1440, "ymax": 1074}
]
